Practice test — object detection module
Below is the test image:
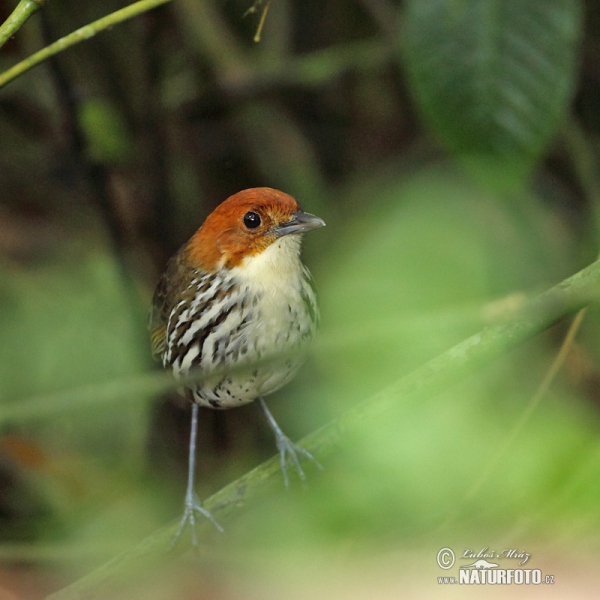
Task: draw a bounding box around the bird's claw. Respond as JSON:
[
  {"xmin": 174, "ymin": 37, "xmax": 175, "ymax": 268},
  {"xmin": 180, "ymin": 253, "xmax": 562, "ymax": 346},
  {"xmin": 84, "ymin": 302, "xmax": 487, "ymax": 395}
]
[
  {"xmin": 258, "ymin": 397, "xmax": 323, "ymax": 487},
  {"xmin": 170, "ymin": 493, "xmax": 223, "ymax": 550},
  {"xmin": 274, "ymin": 432, "xmax": 323, "ymax": 488}
]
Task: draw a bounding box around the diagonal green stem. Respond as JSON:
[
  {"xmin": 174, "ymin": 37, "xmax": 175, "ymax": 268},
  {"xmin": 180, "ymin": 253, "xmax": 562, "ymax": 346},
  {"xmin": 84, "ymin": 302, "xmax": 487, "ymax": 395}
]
[
  {"xmin": 0, "ymin": 0, "xmax": 171, "ymax": 89},
  {"xmin": 0, "ymin": 0, "xmax": 46, "ymax": 50},
  {"xmin": 47, "ymin": 258, "xmax": 600, "ymax": 600}
]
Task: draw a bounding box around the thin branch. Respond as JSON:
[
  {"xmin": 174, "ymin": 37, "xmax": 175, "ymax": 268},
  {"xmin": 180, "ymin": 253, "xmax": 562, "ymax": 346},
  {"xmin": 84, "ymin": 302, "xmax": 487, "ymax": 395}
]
[
  {"xmin": 253, "ymin": 1, "xmax": 270, "ymax": 43},
  {"xmin": 0, "ymin": 0, "xmax": 171, "ymax": 89},
  {"xmin": 47, "ymin": 258, "xmax": 600, "ymax": 600},
  {"xmin": 0, "ymin": 0, "xmax": 46, "ymax": 50}
]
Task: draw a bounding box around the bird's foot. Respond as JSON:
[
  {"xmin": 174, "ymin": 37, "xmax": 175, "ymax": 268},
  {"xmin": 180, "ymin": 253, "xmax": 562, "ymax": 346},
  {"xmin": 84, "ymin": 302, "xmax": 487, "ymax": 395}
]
[
  {"xmin": 274, "ymin": 431, "xmax": 324, "ymax": 488},
  {"xmin": 170, "ymin": 492, "xmax": 223, "ymax": 550}
]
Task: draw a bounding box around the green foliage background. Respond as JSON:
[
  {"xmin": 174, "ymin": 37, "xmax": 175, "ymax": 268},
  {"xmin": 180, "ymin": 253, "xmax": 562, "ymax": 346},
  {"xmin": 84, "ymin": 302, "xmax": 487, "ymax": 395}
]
[{"xmin": 0, "ymin": 0, "xmax": 599, "ymax": 596}]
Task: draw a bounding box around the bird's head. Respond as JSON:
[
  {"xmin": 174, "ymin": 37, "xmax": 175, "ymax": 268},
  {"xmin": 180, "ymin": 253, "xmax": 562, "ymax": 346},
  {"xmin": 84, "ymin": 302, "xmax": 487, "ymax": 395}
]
[{"xmin": 184, "ymin": 187, "xmax": 325, "ymax": 271}]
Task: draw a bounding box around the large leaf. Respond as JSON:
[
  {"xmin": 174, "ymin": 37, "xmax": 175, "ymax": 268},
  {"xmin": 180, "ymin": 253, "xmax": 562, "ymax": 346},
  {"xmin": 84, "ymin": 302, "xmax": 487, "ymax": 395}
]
[{"xmin": 402, "ymin": 0, "xmax": 583, "ymax": 178}]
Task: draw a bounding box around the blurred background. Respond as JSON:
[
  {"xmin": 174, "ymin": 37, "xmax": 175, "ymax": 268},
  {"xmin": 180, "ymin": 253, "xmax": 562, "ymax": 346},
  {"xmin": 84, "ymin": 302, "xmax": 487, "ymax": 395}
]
[{"xmin": 1, "ymin": 0, "xmax": 600, "ymax": 597}]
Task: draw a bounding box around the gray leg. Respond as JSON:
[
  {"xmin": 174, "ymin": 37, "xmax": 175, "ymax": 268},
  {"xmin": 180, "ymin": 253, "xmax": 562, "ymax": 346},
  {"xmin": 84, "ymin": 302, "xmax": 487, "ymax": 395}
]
[
  {"xmin": 258, "ymin": 397, "xmax": 323, "ymax": 487},
  {"xmin": 170, "ymin": 403, "xmax": 223, "ymax": 549}
]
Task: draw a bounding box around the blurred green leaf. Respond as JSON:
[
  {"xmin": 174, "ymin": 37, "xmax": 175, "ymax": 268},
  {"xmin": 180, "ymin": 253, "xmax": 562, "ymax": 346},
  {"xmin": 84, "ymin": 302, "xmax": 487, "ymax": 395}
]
[
  {"xmin": 402, "ymin": 0, "xmax": 583, "ymax": 181},
  {"xmin": 231, "ymin": 378, "xmax": 600, "ymax": 548},
  {"xmin": 78, "ymin": 99, "xmax": 133, "ymax": 164},
  {"xmin": 0, "ymin": 251, "xmax": 149, "ymax": 466},
  {"xmin": 318, "ymin": 166, "xmax": 573, "ymax": 403}
]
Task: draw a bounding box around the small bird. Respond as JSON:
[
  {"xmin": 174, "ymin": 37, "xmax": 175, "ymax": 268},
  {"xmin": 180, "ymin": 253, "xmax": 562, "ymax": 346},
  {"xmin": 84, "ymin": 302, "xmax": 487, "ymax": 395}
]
[{"xmin": 150, "ymin": 187, "xmax": 325, "ymax": 543}]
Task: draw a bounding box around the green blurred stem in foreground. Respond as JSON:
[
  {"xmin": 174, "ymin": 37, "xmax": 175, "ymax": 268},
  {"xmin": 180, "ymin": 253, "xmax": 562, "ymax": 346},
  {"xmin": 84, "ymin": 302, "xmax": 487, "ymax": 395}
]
[
  {"xmin": 0, "ymin": 0, "xmax": 171, "ymax": 88},
  {"xmin": 47, "ymin": 259, "xmax": 600, "ymax": 600},
  {"xmin": 0, "ymin": 0, "xmax": 46, "ymax": 50}
]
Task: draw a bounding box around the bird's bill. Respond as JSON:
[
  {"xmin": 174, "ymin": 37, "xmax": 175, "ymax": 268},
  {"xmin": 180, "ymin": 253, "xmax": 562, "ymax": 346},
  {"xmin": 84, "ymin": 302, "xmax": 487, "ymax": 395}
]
[{"xmin": 274, "ymin": 211, "xmax": 326, "ymax": 237}]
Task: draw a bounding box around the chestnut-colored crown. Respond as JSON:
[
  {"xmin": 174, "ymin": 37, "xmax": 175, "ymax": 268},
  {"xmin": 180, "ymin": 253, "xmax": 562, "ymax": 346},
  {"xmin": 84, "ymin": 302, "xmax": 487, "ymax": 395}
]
[{"xmin": 183, "ymin": 187, "xmax": 301, "ymax": 270}]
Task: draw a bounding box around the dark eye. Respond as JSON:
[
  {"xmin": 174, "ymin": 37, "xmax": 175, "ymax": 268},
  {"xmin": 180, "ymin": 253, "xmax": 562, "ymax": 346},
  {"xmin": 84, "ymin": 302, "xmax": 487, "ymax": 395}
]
[{"xmin": 243, "ymin": 211, "xmax": 261, "ymax": 229}]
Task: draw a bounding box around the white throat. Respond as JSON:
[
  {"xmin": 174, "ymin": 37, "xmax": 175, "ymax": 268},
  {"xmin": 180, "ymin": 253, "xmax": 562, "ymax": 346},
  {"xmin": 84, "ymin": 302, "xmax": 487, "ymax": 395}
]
[{"xmin": 236, "ymin": 235, "xmax": 303, "ymax": 292}]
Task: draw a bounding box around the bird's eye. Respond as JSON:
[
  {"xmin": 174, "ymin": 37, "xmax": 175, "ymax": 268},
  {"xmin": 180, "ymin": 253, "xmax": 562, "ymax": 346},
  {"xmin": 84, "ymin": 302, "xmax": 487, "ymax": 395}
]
[{"xmin": 243, "ymin": 211, "xmax": 261, "ymax": 230}]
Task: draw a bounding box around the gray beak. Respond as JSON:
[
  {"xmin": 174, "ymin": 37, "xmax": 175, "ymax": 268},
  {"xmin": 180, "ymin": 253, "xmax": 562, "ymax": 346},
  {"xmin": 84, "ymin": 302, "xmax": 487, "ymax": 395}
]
[{"xmin": 274, "ymin": 211, "xmax": 326, "ymax": 238}]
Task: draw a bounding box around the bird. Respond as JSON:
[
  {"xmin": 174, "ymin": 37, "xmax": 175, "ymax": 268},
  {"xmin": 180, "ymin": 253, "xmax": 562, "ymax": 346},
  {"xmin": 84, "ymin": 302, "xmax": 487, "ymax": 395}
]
[{"xmin": 149, "ymin": 187, "xmax": 325, "ymax": 544}]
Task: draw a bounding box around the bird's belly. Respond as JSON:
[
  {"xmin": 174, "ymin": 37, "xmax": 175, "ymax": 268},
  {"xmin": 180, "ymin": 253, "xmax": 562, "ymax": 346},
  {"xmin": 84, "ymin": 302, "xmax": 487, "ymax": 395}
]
[
  {"xmin": 191, "ymin": 358, "xmax": 303, "ymax": 409},
  {"xmin": 169, "ymin": 284, "xmax": 315, "ymax": 409}
]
